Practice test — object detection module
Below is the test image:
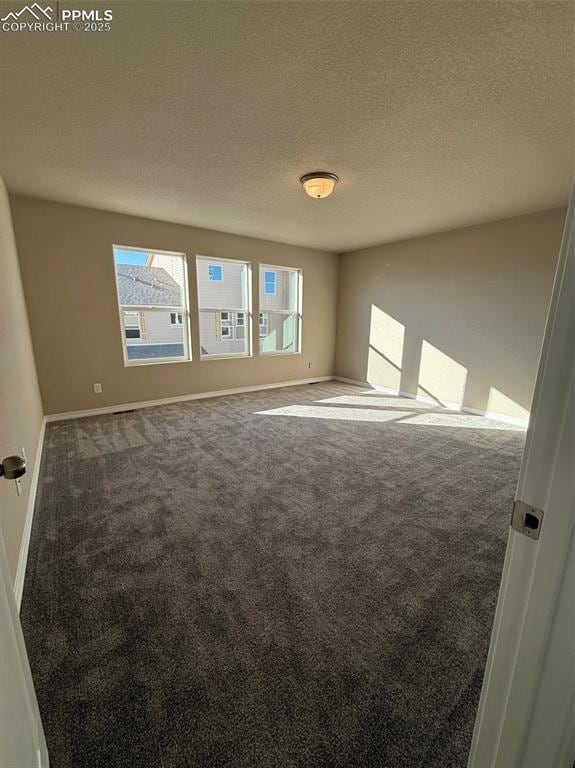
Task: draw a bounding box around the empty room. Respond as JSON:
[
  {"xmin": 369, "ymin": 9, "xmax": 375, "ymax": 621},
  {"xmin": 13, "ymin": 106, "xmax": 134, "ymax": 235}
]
[{"xmin": 0, "ymin": 2, "xmax": 573, "ymax": 767}]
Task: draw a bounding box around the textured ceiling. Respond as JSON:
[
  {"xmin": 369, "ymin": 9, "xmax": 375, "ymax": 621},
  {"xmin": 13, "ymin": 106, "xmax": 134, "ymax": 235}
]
[{"xmin": 0, "ymin": 0, "xmax": 573, "ymax": 252}]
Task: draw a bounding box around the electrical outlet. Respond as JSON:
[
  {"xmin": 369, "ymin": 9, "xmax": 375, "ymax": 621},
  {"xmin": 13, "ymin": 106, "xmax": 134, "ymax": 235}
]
[{"xmin": 93, "ymin": 383, "xmax": 103, "ymax": 394}]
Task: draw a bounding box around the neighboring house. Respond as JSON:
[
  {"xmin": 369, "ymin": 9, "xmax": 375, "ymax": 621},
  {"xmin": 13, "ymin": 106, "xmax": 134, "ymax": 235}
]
[
  {"xmin": 115, "ymin": 264, "xmax": 185, "ymax": 356},
  {"xmin": 258, "ymin": 268, "xmax": 298, "ymax": 353},
  {"xmin": 196, "ymin": 259, "xmax": 248, "ymax": 355},
  {"xmin": 115, "ymin": 257, "xmax": 297, "ymax": 359},
  {"xmin": 195, "ymin": 260, "xmax": 298, "ymax": 355}
]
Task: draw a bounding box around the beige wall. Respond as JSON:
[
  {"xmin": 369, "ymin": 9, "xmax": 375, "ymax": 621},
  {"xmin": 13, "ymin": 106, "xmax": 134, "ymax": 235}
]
[
  {"xmin": 10, "ymin": 196, "xmax": 339, "ymax": 415},
  {"xmin": 335, "ymin": 208, "xmax": 565, "ymax": 420},
  {"xmin": 0, "ymin": 178, "xmax": 44, "ymax": 582}
]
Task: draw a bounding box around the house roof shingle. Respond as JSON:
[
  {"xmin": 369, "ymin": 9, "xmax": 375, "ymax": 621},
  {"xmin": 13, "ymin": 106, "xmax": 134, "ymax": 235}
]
[{"xmin": 116, "ymin": 265, "xmax": 182, "ymax": 307}]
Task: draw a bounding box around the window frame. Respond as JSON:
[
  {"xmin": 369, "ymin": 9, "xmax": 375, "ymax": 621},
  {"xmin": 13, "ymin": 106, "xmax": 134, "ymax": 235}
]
[
  {"xmin": 258, "ymin": 264, "xmax": 303, "ymax": 356},
  {"xmin": 170, "ymin": 312, "xmax": 183, "ymax": 327},
  {"xmin": 196, "ymin": 255, "xmax": 253, "ymax": 360},
  {"xmin": 113, "ymin": 245, "xmax": 192, "ymax": 367}
]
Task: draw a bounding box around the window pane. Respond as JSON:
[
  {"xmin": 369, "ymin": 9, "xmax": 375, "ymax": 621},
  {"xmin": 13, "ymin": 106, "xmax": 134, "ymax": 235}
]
[
  {"xmin": 208, "ymin": 264, "xmax": 223, "ymax": 281},
  {"xmin": 263, "ymin": 270, "xmax": 276, "ymax": 294},
  {"xmin": 260, "ymin": 312, "xmax": 298, "ymax": 353},
  {"xmin": 260, "ymin": 266, "xmax": 298, "ymax": 311},
  {"xmin": 115, "ymin": 249, "xmax": 186, "ymax": 309},
  {"xmin": 200, "ymin": 310, "xmax": 249, "ymax": 357},
  {"xmin": 197, "ymin": 258, "xmax": 248, "ymax": 309},
  {"xmin": 121, "ymin": 309, "xmax": 187, "ymax": 361},
  {"xmin": 114, "ymin": 247, "xmax": 190, "ymax": 364},
  {"xmin": 123, "ymin": 311, "xmax": 140, "ymax": 328}
]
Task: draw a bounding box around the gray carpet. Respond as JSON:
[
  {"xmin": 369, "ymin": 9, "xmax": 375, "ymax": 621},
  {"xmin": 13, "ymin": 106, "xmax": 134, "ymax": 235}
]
[{"xmin": 21, "ymin": 382, "xmax": 524, "ymax": 768}]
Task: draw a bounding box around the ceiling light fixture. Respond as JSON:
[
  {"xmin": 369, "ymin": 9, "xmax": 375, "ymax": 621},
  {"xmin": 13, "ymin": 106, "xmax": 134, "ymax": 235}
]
[{"xmin": 300, "ymin": 171, "xmax": 339, "ymax": 199}]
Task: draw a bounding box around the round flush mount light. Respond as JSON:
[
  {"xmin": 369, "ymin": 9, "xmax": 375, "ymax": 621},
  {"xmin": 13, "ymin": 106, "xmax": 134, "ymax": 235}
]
[{"xmin": 300, "ymin": 171, "xmax": 339, "ymax": 199}]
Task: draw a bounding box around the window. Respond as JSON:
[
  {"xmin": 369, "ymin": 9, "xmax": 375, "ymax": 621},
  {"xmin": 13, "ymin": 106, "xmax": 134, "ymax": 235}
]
[
  {"xmin": 218, "ymin": 311, "xmax": 245, "ymax": 341},
  {"xmin": 263, "ymin": 270, "xmax": 276, "ymax": 295},
  {"xmin": 259, "ymin": 312, "xmax": 268, "ymax": 338},
  {"xmin": 208, "ymin": 264, "xmax": 223, "ymax": 281},
  {"xmin": 123, "ymin": 312, "xmax": 141, "ymax": 339},
  {"xmin": 197, "ymin": 257, "xmax": 251, "ymax": 358},
  {"xmin": 113, "ymin": 246, "xmax": 190, "ymax": 365},
  {"xmin": 220, "ymin": 311, "xmax": 233, "ymax": 340},
  {"xmin": 259, "ymin": 265, "xmax": 302, "ymax": 354}
]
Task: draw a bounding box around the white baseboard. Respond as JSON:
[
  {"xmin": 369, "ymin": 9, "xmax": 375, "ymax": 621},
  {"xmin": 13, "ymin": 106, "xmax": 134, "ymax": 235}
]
[
  {"xmin": 334, "ymin": 375, "xmax": 401, "ymax": 395},
  {"xmin": 333, "ymin": 377, "xmax": 529, "ymax": 429},
  {"xmin": 14, "ymin": 417, "xmax": 46, "ymax": 611},
  {"xmin": 45, "ymin": 376, "xmax": 334, "ymax": 422}
]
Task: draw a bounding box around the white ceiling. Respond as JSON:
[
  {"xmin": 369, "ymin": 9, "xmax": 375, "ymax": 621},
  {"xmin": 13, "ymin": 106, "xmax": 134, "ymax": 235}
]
[{"xmin": 0, "ymin": 0, "xmax": 572, "ymax": 252}]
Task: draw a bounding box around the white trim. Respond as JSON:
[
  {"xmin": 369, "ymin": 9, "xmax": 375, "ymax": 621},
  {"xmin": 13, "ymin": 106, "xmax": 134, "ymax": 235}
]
[
  {"xmin": 333, "ymin": 375, "xmax": 399, "ymax": 394},
  {"xmin": 197, "ymin": 254, "xmax": 256, "ymax": 267},
  {"xmin": 113, "ymin": 243, "xmax": 186, "ymax": 258},
  {"xmin": 120, "ymin": 304, "xmax": 185, "ymax": 312},
  {"xmin": 333, "ymin": 376, "xmax": 529, "ymax": 428},
  {"xmin": 197, "ymin": 256, "xmax": 252, "ymax": 357},
  {"xmin": 258, "ymin": 264, "xmax": 303, "ymax": 355},
  {"xmin": 14, "ymin": 417, "xmax": 46, "ymax": 611},
  {"xmin": 124, "ymin": 357, "xmax": 192, "ymax": 367},
  {"xmin": 259, "ymin": 262, "xmax": 303, "ymax": 273},
  {"xmin": 200, "ymin": 353, "xmax": 253, "ymax": 361},
  {"xmin": 458, "ymin": 404, "xmax": 529, "ymax": 429},
  {"xmin": 113, "ymin": 246, "xmax": 192, "ymax": 368},
  {"xmin": 45, "ymin": 377, "xmax": 334, "ymax": 422}
]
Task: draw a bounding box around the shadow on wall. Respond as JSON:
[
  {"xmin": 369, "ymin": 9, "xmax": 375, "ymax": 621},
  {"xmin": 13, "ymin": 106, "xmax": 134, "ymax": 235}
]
[{"xmin": 366, "ymin": 305, "xmax": 530, "ymax": 421}]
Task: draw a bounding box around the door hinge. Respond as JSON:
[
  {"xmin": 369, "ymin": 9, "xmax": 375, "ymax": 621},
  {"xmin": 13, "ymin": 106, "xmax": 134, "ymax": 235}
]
[{"xmin": 511, "ymin": 499, "xmax": 544, "ymax": 540}]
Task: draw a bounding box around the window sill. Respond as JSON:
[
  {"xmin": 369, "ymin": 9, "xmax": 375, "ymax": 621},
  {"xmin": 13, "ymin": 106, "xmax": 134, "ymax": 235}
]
[
  {"xmin": 200, "ymin": 353, "xmax": 253, "ymax": 362},
  {"xmin": 124, "ymin": 358, "xmax": 192, "ymax": 368},
  {"xmin": 259, "ymin": 351, "xmax": 302, "ymax": 357}
]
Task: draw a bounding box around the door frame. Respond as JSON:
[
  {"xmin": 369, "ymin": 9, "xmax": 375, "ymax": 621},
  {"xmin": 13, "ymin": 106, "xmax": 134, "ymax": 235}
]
[{"xmin": 468, "ymin": 189, "xmax": 574, "ymax": 767}]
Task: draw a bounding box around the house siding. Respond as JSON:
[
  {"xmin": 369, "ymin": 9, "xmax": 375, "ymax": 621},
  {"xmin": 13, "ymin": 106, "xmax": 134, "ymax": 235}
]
[
  {"xmin": 260, "ymin": 268, "xmax": 297, "ymax": 312},
  {"xmin": 199, "ymin": 311, "xmax": 246, "ymax": 356},
  {"xmin": 196, "ymin": 258, "xmax": 249, "ymax": 355},
  {"xmin": 148, "ymin": 252, "xmax": 187, "ymax": 293},
  {"xmin": 197, "ymin": 259, "xmax": 248, "ymax": 309}
]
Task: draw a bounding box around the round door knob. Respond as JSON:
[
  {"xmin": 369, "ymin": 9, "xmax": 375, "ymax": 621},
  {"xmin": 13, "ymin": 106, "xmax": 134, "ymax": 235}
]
[{"xmin": 0, "ymin": 455, "xmax": 26, "ymax": 480}]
